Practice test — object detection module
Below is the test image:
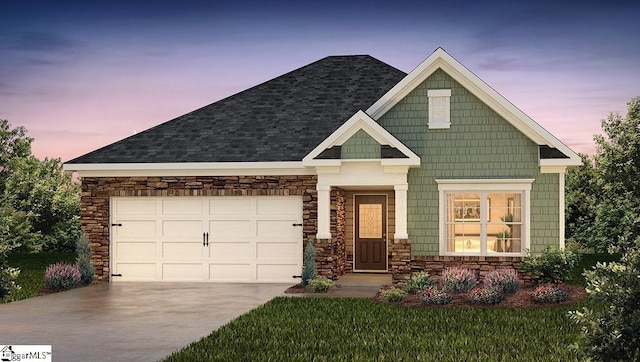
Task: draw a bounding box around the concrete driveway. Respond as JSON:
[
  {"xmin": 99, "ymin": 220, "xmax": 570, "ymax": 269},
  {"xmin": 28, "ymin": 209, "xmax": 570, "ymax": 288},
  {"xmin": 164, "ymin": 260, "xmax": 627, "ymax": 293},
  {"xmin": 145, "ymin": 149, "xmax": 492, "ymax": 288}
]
[{"xmin": 0, "ymin": 282, "xmax": 288, "ymax": 361}]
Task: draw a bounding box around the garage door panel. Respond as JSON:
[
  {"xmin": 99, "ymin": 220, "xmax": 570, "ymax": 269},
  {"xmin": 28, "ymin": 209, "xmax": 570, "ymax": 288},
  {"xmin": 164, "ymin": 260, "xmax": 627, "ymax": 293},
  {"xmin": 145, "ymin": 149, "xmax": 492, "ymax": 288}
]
[
  {"xmin": 257, "ymin": 220, "xmax": 299, "ymax": 240},
  {"xmin": 116, "ymin": 242, "xmax": 156, "ymax": 259},
  {"xmin": 116, "ymin": 263, "xmax": 155, "ymax": 280},
  {"xmin": 210, "ymin": 220, "xmax": 252, "ymax": 238},
  {"xmin": 112, "ymin": 196, "xmax": 302, "ymax": 283},
  {"xmin": 210, "ymin": 198, "xmax": 251, "ymax": 216},
  {"xmin": 210, "ymin": 242, "xmax": 251, "ymax": 259},
  {"xmin": 162, "ymin": 263, "xmax": 202, "ymax": 280},
  {"xmin": 163, "ymin": 220, "xmax": 203, "ymax": 237},
  {"xmin": 163, "ymin": 242, "xmax": 203, "ymax": 259},
  {"xmin": 116, "ymin": 220, "xmax": 157, "ymax": 238},
  {"xmin": 257, "ymin": 242, "xmax": 300, "ymax": 259},
  {"xmin": 162, "ymin": 199, "xmax": 203, "ymax": 215},
  {"xmin": 257, "ymin": 264, "xmax": 298, "ymax": 282},
  {"xmin": 115, "ymin": 199, "xmax": 157, "ymax": 215},
  {"xmin": 209, "ymin": 264, "xmax": 253, "ymax": 281}
]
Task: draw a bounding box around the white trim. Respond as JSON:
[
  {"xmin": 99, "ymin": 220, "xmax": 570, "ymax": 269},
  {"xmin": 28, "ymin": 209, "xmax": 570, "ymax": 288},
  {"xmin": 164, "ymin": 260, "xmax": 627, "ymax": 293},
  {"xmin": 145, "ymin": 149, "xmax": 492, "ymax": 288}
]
[
  {"xmin": 63, "ymin": 162, "xmax": 315, "ymax": 177},
  {"xmin": 428, "ymin": 89, "xmax": 451, "ymax": 129},
  {"xmin": 437, "ymin": 179, "xmax": 533, "ymax": 257},
  {"xmin": 367, "ymin": 48, "xmax": 581, "ymax": 167},
  {"xmin": 302, "ymin": 110, "xmax": 420, "ymax": 167},
  {"xmin": 540, "ymin": 165, "xmax": 568, "ymax": 174},
  {"xmin": 353, "ymin": 194, "xmax": 389, "ymax": 272},
  {"xmin": 559, "ymin": 172, "xmax": 566, "ymax": 249}
]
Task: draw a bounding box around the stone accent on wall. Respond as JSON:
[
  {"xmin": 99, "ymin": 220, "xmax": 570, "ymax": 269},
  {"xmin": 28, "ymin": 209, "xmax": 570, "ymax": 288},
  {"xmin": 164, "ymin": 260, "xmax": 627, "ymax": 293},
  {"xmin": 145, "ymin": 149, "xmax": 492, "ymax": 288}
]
[
  {"xmin": 390, "ymin": 238, "xmax": 412, "ymax": 283},
  {"xmin": 314, "ymin": 187, "xmax": 347, "ymax": 280},
  {"xmin": 393, "ymin": 254, "xmax": 526, "ymax": 286},
  {"xmin": 80, "ymin": 175, "xmax": 318, "ymax": 280}
]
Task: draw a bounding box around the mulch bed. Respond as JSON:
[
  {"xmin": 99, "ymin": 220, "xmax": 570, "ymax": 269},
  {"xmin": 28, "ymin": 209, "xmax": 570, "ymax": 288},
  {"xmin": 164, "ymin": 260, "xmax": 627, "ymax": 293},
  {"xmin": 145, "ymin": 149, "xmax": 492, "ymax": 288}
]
[
  {"xmin": 285, "ymin": 283, "xmax": 341, "ymax": 294},
  {"xmin": 37, "ymin": 280, "xmax": 105, "ymax": 296},
  {"xmin": 377, "ymin": 284, "xmax": 588, "ymax": 308},
  {"xmin": 286, "ymin": 282, "xmax": 588, "ymax": 308}
]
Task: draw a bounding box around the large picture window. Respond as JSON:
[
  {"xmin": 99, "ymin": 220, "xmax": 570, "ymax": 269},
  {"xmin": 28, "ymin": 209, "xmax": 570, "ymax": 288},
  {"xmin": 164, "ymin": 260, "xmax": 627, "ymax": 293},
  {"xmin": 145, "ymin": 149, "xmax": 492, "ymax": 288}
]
[{"xmin": 437, "ymin": 180, "xmax": 532, "ymax": 256}]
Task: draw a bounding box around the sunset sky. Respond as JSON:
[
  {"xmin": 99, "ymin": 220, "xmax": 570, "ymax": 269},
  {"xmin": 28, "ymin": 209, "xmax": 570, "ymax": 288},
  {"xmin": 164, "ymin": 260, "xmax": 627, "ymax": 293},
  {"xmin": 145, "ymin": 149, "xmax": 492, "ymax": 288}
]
[{"xmin": 1, "ymin": 0, "xmax": 638, "ymax": 162}]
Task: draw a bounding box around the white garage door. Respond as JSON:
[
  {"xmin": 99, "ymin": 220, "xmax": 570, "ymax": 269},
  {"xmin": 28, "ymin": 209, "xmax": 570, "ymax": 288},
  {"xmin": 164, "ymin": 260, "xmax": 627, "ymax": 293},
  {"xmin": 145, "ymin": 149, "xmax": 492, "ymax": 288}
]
[{"xmin": 111, "ymin": 196, "xmax": 303, "ymax": 282}]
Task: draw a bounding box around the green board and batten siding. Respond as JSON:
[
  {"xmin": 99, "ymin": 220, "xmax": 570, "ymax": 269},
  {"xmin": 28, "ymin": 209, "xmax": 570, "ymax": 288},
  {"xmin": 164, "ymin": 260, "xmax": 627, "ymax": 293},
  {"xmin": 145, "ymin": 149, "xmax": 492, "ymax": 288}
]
[{"xmin": 376, "ymin": 69, "xmax": 559, "ymax": 256}]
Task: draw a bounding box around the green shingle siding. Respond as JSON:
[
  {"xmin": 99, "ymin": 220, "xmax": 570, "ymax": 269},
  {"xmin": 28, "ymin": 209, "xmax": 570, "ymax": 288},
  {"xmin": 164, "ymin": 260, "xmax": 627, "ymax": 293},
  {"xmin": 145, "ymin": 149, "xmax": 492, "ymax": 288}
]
[
  {"xmin": 378, "ymin": 69, "xmax": 559, "ymax": 256},
  {"xmin": 341, "ymin": 129, "xmax": 380, "ymax": 159}
]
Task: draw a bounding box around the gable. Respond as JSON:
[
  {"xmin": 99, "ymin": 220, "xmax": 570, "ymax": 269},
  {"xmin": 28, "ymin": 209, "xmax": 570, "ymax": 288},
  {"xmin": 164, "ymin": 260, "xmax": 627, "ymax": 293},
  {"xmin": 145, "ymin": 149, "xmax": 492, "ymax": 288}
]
[
  {"xmin": 302, "ymin": 110, "xmax": 420, "ymax": 167},
  {"xmin": 368, "ymin": 48, "xmax": 581, "ymax": 167},
  {"xmin": 379, "ymin": 68, "xmax": 540, "ymax": 174}
]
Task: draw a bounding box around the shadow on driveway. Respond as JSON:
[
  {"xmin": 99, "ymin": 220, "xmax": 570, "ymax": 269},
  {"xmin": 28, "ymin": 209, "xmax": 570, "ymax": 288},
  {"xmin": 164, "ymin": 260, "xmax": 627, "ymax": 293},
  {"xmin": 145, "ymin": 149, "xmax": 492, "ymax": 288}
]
[{"xmin": 1, "ymin": 282, "xmax": 288, "ymax": 361}]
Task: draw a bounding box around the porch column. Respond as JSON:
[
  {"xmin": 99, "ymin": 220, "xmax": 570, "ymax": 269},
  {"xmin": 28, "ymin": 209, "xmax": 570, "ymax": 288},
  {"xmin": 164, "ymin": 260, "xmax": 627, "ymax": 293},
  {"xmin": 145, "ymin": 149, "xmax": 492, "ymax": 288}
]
[
  {"xmin": 394, "ymin": 183, "xmax": 409, "ymax": 239},
  {"xmin": 316, "ymin": 184, "xmax": 332, "ymax": 239}
]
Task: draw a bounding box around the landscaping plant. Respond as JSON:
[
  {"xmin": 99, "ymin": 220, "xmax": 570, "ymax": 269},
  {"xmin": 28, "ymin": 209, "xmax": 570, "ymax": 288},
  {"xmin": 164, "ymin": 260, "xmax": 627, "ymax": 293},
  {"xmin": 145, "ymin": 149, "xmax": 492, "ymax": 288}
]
[
  {"xmin": 419, "ymin": 286, "xmax": 453, "ymax": 305},
  {"xmin": 76, "ymin": 234, "xmax": 95, "ymax": 285},
  {"xmin": 469, "ymin": 286, "xmax": 505, "ymax": 305},
  {"xmin": 570, "ymin": 240, "xmax": 640, "ymax": 361},
  {"xmin": 44, "ymin": 262, "xmax": 81, "ymax": 291},
  {"xmin": 301, "ymin": 240, "xmax": 317, "ymax": 287},
  {"xmin": 484, "ymin": 268, "xmax": 521, "ymax": 294},
  {"xmin": 521, "ymin": 246, "xmax": 579, "ymax": 284},
  {"xmin": 531, "ymin": 283, "xmax": 569, "ymax": 303},
  {"xmin": 440, "ymin": 267, "xmax": 477, "ymax": 293},
  {"xmin": 404, "ymin": 271, "xmax": 434, "ymax": 294},
  {"xmin": 379, "ymin": 287, "xmax": 407, "ymax": 303},
  {"xmin": 306, "ymin": 277, "xmax": 334, "ymax": 293}
]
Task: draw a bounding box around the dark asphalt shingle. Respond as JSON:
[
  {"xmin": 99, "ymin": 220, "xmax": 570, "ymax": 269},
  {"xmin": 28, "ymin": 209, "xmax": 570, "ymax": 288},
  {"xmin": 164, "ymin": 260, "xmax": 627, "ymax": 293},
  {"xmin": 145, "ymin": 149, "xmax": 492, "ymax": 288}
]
[{"xmin": 67, "ymin": 56, "xmax": 406, "ymax": 164}]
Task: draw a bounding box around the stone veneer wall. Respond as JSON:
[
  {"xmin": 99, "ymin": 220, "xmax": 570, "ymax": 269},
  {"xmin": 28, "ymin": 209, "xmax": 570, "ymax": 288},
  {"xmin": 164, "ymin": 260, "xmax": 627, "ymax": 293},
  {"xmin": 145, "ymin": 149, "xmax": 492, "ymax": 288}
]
[
  {"xmin": 81, "ymin": 175, "xmax": 318, "ymax": 280},
  {"xmin": 314, "ymin": 187, "xmax": 347, "ymax": 280},
  {"xmin": 390, "ymin": 238, "xmax": 526, "ymax": 285}
]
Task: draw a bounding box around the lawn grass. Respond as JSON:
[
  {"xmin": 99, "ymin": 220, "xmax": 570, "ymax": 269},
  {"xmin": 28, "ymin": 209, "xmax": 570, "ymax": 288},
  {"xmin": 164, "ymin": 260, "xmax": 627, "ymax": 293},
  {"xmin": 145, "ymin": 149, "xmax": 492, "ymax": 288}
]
[
  {"xmin": 6, "ymin": 251, "xmax": 76, "ymax": 302},
  {"xmin": 164, "ymin": 297, "xmax": 600, "ymax": 361},
  {"xmin": 164, "ymin": 253, "xmax": 616, "ymax": 361}
]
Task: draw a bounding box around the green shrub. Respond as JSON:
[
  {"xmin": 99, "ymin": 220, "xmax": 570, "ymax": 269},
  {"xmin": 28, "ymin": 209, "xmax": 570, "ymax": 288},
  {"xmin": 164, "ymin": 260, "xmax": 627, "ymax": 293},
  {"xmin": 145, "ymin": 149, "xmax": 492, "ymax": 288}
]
[
  {"xmin": 44, "ymin": 262, "xmax": 80, "ymax": 291},
  {"xmin": 0, "ymin": 264, "xmax": 21, "ymax": 302},
  {"xmin": 484, "ymin": 268, "xmax": 521, "ymax": 294},
  {"xmin": 307, "ymin": 277, "xmax": 334, "ymax": 293},
  {"xmin": 521, "ymin": 246, "xmax": 580, "ymax": 284},
  {"xmin": 531, "ymin": 283, "xmax": 569, "ymax": 303},
  {"xmin": 76, "ymin": 234, "xmax": 95, "ymax": 285},
  {"xmin": 379, "ymin": 287, "xmax": 407, "ymax": 303},
  {"xmin": 570, "ymin": 240, "xmax": 640, "ymax": 361},
  {"xmin": 301, "ymin": 241, "xmax": 317, "ymax": 287},
  {"xmin": 440, "ymin": 267, "xmax": 477, "ymax": 293},
  {"xmin": 404, "ymin": 271, "xmax": 435, "ymax": 294},
  {"xmin": 419, "ymin": 286, "xmax": 453, "ymax": 305},
  {"xmin": 469, "ymin": 286, "xmax": 505, "ymax": 305}
]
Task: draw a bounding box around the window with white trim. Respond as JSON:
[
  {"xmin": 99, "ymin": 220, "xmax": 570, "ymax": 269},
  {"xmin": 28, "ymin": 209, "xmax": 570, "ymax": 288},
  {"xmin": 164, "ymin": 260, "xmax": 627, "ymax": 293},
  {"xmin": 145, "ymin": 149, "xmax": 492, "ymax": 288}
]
[
  {"xmin": 437, "ymin": 180, "xmax": 532, "ymax": 256},
  {"xmin": 428, "ymin": 89, "xmax": 451, "ymax": 129}
]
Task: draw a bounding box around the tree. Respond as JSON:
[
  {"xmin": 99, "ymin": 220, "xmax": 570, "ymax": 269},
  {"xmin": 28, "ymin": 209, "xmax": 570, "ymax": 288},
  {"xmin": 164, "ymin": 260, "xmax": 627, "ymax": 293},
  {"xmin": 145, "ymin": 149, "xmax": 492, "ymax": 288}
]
[
  {"xmin": 0, "ymin": 120, "xmax": 80, "ymax": 252},
  {"xmin": 566, "ymin": 97, "xmax": 640, "ymax": 252},
  {"xmin": 591, "ymin": 97, "xmax": 640, "ymax": 252},
  {"xmin": 0, "ymin": 119, "xmax": 33, "ymax": 194},
  {"xmin": 565, "ymin": 154, "xmax": 598, "ymax": 249}
]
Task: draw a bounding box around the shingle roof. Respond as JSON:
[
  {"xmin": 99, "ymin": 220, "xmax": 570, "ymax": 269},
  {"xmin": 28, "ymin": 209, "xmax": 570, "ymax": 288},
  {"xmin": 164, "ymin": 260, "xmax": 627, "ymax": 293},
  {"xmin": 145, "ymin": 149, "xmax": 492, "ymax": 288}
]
[{"xmin": 66, "ymin": 56, "xmax": 406, "ymax": 164}]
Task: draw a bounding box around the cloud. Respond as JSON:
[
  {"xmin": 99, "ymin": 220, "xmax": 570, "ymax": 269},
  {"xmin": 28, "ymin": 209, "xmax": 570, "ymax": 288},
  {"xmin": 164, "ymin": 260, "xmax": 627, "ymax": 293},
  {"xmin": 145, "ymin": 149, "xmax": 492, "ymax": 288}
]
[{"xmin": 7, "ymin": 31, "xmax": 79, "ymax": 52}]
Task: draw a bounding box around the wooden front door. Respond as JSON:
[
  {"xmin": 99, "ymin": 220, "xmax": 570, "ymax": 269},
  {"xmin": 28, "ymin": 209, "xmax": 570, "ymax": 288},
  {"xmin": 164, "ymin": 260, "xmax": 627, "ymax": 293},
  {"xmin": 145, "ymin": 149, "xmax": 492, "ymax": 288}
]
[{"xmin": 354, "ymin": 195, "xmax": 387, "ymax": 271}]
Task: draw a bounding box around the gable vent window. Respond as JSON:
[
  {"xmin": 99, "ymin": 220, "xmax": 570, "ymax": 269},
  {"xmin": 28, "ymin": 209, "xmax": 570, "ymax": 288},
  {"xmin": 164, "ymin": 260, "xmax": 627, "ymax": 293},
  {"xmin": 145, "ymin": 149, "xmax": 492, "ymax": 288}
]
[{"xmin": 428, "ymin": 89, "xmax": 451, "ymax": 129}]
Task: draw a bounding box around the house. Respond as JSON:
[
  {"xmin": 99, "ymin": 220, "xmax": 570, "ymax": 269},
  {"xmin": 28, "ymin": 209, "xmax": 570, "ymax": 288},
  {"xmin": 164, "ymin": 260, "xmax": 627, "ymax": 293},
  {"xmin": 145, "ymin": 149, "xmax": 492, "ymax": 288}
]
[{"xmin": 63, "ymin": 48, "xmax": 580, "ymax": 284}]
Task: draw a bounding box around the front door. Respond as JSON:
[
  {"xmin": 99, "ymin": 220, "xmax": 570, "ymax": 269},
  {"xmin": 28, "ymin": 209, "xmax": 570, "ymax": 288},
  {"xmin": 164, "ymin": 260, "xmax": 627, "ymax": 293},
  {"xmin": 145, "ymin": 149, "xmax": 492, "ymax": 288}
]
[{"xmin": 354, "ymin": 195, "xmax": 387, "ymax": 271}]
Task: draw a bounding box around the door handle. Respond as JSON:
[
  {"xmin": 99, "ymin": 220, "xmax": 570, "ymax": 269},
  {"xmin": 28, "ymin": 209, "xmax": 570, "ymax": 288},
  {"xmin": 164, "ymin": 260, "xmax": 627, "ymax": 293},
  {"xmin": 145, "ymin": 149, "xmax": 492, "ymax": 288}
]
[
  {"xmin": 205, "ymin": 232, "xmax": 209, "ymax": 246},
  {"xmin": 203, "ymin": 232, "xmax": 206, "ymax": 247}
]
